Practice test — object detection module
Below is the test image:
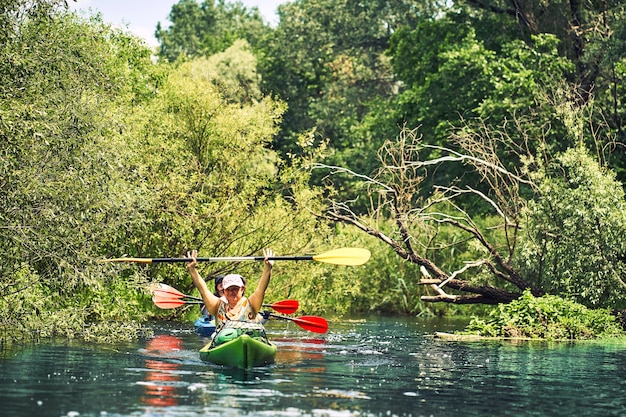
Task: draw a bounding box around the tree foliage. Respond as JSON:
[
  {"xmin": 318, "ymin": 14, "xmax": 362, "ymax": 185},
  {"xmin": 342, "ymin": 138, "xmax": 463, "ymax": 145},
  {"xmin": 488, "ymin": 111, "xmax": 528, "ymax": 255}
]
[
  {"xmin": 5, "ymin": 0, "xmax": 626, "ymax": 346},
  {"xmin": 190, "ymin": 39, "xmax": 263, "ymax": 104},
  {"xmin": 384, "ymin": 17, "xmax": 577, "ymax": 203},
  {"xmin": 1, "ymin": 1, "xmax": 160, "ymax": 342},
  {"xmin": 258, "ymin": 0, "xmax": 438, "ymax": 196},
  {"xmin": 465, "ymin": 289, "xmax": 624, "ymax": 340},
  {"xmin": 520, "ymin": 146, "xmax": 626, "ymax": 308},
  {"xmin": 156, "ymin": 0, "xmax": 270, "ymax": 62},
  {"xmin": 153, "ymin": 0, "xmax": 626, "ymax": 197},
  {"xmin": 0, "ymin": 1, "xmax": 331, "ymax": 344},
  {"xmin": 134, "ymin": 0, "xmax": 626, "ymax": 317}
]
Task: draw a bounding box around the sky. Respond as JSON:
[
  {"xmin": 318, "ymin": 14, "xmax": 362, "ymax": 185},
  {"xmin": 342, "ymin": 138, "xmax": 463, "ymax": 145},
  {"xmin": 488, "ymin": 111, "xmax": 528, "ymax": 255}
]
[{"xmin": 68, "ymin": 0, "xmax": 285, "ymax": 48}]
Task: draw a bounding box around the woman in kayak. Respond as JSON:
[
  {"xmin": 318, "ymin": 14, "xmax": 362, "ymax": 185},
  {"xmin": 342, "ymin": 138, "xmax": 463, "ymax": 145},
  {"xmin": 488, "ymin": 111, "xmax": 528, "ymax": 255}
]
[{"xmin": 186, "ymin": 248, "xmax": 274, "ymax": 328}]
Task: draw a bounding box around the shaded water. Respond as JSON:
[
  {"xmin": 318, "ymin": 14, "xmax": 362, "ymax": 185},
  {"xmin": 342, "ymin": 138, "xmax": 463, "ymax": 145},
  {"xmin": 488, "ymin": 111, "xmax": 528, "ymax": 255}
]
[{"xmin": 1, "ymin": 317, "xmax": 626, "ymax": 417}]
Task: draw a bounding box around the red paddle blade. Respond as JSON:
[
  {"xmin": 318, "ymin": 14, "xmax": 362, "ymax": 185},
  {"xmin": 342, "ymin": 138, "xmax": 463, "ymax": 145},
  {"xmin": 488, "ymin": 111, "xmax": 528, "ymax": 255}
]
[
  {"xmin": 292, "ymin": 316, "xmax": 329, "ymax": 333},
  {"xmin": 264, "ymin": 299, "xmax": 299, "ymax": 314},
  {"xmin": 150, "ymin": 283, "xmax": 186, "ymax": 298}
]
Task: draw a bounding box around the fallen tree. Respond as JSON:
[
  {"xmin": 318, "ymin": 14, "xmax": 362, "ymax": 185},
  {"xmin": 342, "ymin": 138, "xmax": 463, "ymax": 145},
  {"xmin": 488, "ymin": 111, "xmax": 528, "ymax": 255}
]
[{"xmin": 315, "ymin": 114, "xmax": 626, "ymax": 309}]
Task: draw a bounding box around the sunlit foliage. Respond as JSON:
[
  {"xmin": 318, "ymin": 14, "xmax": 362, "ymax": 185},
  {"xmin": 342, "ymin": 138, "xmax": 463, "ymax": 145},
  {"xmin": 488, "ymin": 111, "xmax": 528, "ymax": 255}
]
[{"xmin": 465, "ymin": 289, "xmax": 624, "ymax": 340}]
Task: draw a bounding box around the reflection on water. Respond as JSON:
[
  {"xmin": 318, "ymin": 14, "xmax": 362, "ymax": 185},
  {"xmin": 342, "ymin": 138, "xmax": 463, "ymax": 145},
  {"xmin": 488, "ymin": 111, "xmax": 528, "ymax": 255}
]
[
  {"xmin": 1, "ymin": 318, "xmax": 626, "ymax": 416},
  {"xmin": 140, "ymin": 335, "xmax": 183, "ymax": 407},
  {"xmin": 274, "ymin": 336, "xmax": 325, "ymax": 369}
]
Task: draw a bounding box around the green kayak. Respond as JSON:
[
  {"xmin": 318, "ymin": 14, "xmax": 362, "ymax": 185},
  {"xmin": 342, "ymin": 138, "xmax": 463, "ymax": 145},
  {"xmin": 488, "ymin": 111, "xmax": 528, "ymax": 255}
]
[{"xmin": 199, "ymin": 321, "xmax": 277, "ymax": 369}]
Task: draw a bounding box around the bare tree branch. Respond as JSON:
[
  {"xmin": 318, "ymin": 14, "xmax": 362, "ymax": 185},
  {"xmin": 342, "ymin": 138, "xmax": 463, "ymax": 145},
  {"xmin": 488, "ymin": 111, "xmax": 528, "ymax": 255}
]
[
  {"xmin": 311, "ymin": 124, "xmax": 544, "ymax": 304},
  {"xmin": 420, "ymin": 144, "xmax": 534, "ymax": 186}
]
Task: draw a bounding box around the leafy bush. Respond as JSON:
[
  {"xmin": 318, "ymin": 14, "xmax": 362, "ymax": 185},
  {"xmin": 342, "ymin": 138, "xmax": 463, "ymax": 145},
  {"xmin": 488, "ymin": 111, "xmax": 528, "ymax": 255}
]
[
  {"xmin": 465, "ymin": 289, "xmax": 624, "ymax": 340},
  {"xmin": 518, "ymin": 146, "xmax": 626, "ymax": 309}
]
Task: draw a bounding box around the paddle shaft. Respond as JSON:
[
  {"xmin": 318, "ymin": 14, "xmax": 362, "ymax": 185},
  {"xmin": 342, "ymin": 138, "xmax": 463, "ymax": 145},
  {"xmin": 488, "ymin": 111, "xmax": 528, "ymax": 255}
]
[
  {"xmin": 103, "ymin": 247, "xmax": 370, "ymax": 266},
  {"xmin": 145, "ymin": 255, "xmax": 315, "ymax": 263}
]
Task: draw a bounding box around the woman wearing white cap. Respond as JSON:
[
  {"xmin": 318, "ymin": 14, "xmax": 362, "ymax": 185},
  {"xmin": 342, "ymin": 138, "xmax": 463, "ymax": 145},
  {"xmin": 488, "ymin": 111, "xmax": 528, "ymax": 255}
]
[{"xmin": 186, "ymin": 248, "xmax": 274, "ymax": 328}]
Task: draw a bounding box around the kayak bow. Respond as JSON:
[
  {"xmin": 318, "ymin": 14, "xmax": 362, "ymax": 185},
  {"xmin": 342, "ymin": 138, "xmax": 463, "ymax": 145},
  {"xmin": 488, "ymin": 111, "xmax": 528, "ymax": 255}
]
[{"xmin": 199, "ymin": 321, "xmax": 276, "ymax": 369}]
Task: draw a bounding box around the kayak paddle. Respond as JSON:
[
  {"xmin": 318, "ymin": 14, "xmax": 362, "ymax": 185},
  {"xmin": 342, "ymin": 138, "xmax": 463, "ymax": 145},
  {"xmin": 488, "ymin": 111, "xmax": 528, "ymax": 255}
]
[
  {"xmin": 151, "ymin": 283, "xmax": 299, "ymax": 314},
  {"xmin": 269, "ymin": 313, "xmax": 329, "ymax": 334},
  {"xmin": 102, "ymin": 247, "xmax": 371, "ymax": 266},
  {"xmin": 152, "ymin": 294, "xmax": 299, "ymax": 314},
  {"xmin": 152, "ymin": 296, "xmax": 327, "ymax": 332},
  {"xmin": 149, "ymin": 284, "xmax": 325, "ymax": 332}
]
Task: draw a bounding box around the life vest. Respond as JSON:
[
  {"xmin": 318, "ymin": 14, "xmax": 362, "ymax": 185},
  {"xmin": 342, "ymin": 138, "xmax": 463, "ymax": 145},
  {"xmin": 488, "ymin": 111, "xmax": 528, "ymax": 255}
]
[{"xmin": 216, "ymin": 297, "xmax": 257, "ymax": 328}]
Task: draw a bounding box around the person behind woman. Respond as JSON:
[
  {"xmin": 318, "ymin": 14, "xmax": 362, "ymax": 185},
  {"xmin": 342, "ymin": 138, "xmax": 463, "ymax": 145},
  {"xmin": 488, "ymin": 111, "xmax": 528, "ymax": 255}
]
[
  {"xmin": 187, "ymin": 248, "xmax": 274, "ymax": 328},
  {"xmin": 214, "ymin": 275, "xmax": 225, "ymax": 299}
]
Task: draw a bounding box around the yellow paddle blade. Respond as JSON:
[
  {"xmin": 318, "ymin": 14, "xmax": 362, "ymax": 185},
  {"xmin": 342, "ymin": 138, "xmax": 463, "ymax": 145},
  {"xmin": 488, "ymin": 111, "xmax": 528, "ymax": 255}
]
[{"xmin": 312, "ymin": 248, "xmax": 371, "ymax": 266}]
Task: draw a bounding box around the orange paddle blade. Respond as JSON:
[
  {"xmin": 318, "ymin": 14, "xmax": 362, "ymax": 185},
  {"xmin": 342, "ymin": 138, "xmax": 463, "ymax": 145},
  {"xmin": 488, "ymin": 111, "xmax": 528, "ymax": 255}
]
[
  {"xmin": 270, "ymin": 313, "xmax": 329, "ymax": 333},
  {"xmin": 150, "ymin": 283, "xmax": 185, "ymax": 298},
  {"xmin": 152, "ymin": 296, "xmax": 189, "ymax": 309},
  {"xmin": 152, "ymin": 293, "xmax": 202, "ymax": 309},
  {"xmin": 151, "ymin": 283, "xmax": 202, "ymax": 301}
]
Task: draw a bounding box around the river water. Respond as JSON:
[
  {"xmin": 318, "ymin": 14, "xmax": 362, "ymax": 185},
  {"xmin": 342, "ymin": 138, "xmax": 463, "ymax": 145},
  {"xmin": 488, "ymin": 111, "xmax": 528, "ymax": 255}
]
[{"xmin": 1, "ymin": 316, "xmax": 626, "ymax": 417}]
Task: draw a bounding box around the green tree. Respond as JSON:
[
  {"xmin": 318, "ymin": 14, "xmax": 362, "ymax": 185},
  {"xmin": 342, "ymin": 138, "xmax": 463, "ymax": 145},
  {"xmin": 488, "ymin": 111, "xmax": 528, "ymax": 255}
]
[
  {"xmin": 267, "ymin": 0, "xmax": 433, "ymax": 145},
  {"xmin": 452, "ymin": 0, "xmax": 626, "ymax": 183},
  {"xmin": 1, "ymin": 2, "xmax": 161, "ymax": 342},
  {"xmin": 463, "ymin": 0, "xmax": 624, "ymax": 105},
  {"xmin": 385, "ymin": 13, "xmax": 575, "ymax": 184},
  {"xmin": 156, "ymin": 0, "xmax": 270, "ymax": 62},
  {"xmin": 187, "ymin": 39, "xmax": 263, "ymax": 105},
  {"xmin": 258, "ymin": 0, "xmax": 439, "ymax": 211}
]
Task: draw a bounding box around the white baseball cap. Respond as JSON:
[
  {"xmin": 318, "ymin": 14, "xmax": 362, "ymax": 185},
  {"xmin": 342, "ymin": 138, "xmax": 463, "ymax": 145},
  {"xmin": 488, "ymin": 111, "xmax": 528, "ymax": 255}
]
[{"xmin": 222, "ymin": 274, "xmax": 245, "ymax": 289}]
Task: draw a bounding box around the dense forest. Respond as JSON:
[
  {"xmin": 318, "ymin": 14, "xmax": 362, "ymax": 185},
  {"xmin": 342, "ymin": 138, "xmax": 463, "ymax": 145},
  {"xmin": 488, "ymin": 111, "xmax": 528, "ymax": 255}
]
[{"xmin": 2, "ymin": 0, "xmax": 626, "ymax": 344}]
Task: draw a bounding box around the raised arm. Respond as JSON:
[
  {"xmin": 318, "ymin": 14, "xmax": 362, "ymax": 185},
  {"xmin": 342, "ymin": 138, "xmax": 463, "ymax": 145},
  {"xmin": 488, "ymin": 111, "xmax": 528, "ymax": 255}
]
[
  {"xmin": 248, "ymin": 248, "xmax": 274, "ymax": 313},
  {"xmin": 187, "ymin": 250, "xmax": 221, "ymax": 316}
]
